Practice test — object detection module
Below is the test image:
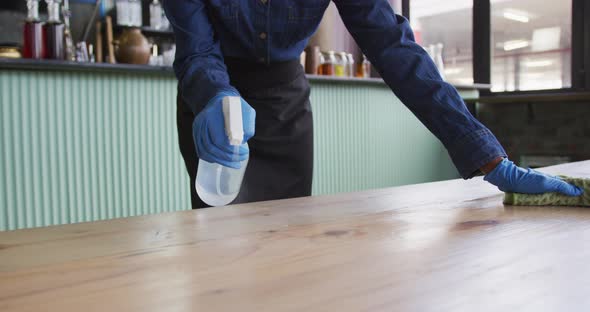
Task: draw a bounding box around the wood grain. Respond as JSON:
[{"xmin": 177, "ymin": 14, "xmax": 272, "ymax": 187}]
[{"xmin": 1, "ymin": 161, "xmax": 590, "ymax": 312}]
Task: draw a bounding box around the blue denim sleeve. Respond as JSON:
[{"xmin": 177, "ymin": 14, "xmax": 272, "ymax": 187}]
[
  {"xmin": 333, "ymin": 0, "xmax": 507, "ymax": 178},
  {"xmin": 163, "ymin": 0, "xmax": 239, "ymax": 114}
]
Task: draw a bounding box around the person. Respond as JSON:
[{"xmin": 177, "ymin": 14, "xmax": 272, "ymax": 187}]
[{"xmin": 163, "ymin": 0, "xmax": 583, "ymax": 209}]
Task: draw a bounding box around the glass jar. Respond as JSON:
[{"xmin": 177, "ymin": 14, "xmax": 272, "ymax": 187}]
[
  {"xmin": 318, "ymin": 51, "xmax": 336, "ymax": 76},
  {"xmin": 149, "ymin": 0, "xmax": 163, "ymax": 29},
  {"xmin": 356, "ymin": 55, "xmax": 371, "ymax": 78},
  {"xmin": 335, "ymin": 52, "xmax": 348, "ymax": 77},
  {"xmin": 129, "ymin": 0, "xmax": 142, "ymax": 27},
  {"xmin": 347, "ymin": 53, "xmax": 355, "ymax": 77},
  {"xmin": 43, "ymin": 0, "xmax": 65, "ymax": 60},
  {"xmin": 116, "ymin": 0, "xmax": 131, "ymax": 26},
  {"xmin": 23, "ymin": 0, "xmax": 45, "ymax": 59}
]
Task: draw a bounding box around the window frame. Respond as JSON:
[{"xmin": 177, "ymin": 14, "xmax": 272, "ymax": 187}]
[{"xmin": 402, "ymin": 0, "xmax": 590, "ymax": 95}]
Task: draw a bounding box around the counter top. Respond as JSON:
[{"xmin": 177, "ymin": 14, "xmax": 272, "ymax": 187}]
[
  {"xmin": 306, "ymin": 74, "xmax": 492, "ymax": 90},
  {"xmin": 0, "ymin": 58, "xmax": 490, "ymax": 90},
  {"xmin": 1, "ymin": 160, "xmax": 589, "ymax": 311},
  {"xmin": 0, "ymin": 57, "xmax": 174, "ymax": 75}
]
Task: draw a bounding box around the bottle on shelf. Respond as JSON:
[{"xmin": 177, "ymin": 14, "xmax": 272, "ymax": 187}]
[
  {"xmin": 116, "ymin": 0, "xmax": 131, "ymax": 26},
  {"xmin": 62, "ymin": 0, "xmax": 75, "ymax": 61},
  {"xmin": 23, "ymin": 0, "xmax": 45, "ymax": 59},
  {"xmin": 88, "ymin": 44, "xmax": 95, "ymax": 63},
  {"xmin": 306, "ymin": 46, "xmax": 320, "ymax": 75},
  {"xmin": 356, "ymin": 55, "xmax": 371, "ymax": 78},
  {"xmin": 43, "ymin": 0, "xmax": 65, "ymax": 60},
  {"xmin": 195, "ymin": 96, "xmax": 249, "ymax": 207},
  {"xmin": 149, "ymin": 0, "xmax": 163, "ymax": 29},
  {"xmin": 318, "ymin": 51, "xmax": 337, "ymax": 76},
  {"xmin": 161, "ymin": 10, "xmax": 170, "ymax": 30},
  {"xmin": 346, "ymin": 53, "xmax": 355, "ymax": 77},
  {"xmin": 335, "ymin": 52, "xmax": 348, "ymax": 77},
  {"xmin": 129, "ymin": 0, "xmax": 143, "ymax": 27}
]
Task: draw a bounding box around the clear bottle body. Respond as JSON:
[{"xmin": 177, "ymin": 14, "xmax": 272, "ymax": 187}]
[
  {"xmin": 129, "ymin": 0, "xmax": 142, "ymax": 27},
  {"xmin": 196, "ymin": 157, "xmax": 248, "ymax": 207},
  {"xmin": 116, "ymin": 0, "xmax": 131, "ymax": 26},
  {"xmin": 347, "ymin": 53, "xmax": 355, "ymax": 77},
  {"xmin": 335, "ymin": 52, "xmax": 347, "ymax": 77},
  {"xmin": 150, "ymin": 0, "xmax": 163, "ymax": 29}
]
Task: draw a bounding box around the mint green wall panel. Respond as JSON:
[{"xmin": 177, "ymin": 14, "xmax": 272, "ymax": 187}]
[
  {"xmin": 1, "ymin": 70, "xmax": 189, "ymax": 231},
  {"xmin": 0, "ymin": 70, "xmax": 462, "ymax": 231},
  {"xmin": 310, "ymin": 81, "xmax": 459, "ymax": 195}
]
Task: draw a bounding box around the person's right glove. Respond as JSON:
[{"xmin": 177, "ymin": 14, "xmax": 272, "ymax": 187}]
[
  {"xmin": 192, "ymin": 92, "xmax": 256, "ymax": 169},
  {"xmin": 484, "ymin": 158, "xmax": 583, "ymax": 196}
]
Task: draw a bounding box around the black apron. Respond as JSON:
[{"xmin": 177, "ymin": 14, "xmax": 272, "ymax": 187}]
[{"xmin": 177, "ymin": 59, "xmax": 314, "ymax": 209}]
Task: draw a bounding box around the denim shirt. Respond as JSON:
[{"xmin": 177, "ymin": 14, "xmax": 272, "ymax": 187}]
[{"xmin": 163, "ymin": 0, "xmax": 506, "ymax": 179}]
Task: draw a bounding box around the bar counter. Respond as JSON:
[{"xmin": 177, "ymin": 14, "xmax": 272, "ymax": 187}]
[{"xmin": 1, "ymin": 57, "xmax": 486, "ymax": 230}]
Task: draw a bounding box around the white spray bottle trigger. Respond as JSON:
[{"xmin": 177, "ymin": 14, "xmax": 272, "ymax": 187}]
[{"xmin": 222, "ymin": 96, "xmax": 244, "ymax": 146}]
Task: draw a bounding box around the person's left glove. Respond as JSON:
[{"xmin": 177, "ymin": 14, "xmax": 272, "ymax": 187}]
[
  {"xmin": 192, "ymin": 92, "xmax": 256, "ymax": 169},
  {"xmin": 484, "ymin": 158, "xmax": 583, "ymax": 196}
]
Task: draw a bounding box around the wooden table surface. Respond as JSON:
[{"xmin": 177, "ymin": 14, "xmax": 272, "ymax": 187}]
[{"xmin": 1, "ymin": 161, "xmax": 590, "ymax": 312}]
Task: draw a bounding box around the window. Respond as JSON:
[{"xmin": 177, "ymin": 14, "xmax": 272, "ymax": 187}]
[
  {"xmin": 410, "ymin": 0, "xmax": 474, "ymax": 85},
  {"xmin": 390, "ymin": 0, "xmax": 402, "ymax": 14},
  {"xmin": 491, "ymin": 0, "xmax": 572, "ymax": 92}
]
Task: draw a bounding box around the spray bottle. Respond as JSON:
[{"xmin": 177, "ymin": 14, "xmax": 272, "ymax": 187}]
[{"xmin": 195, "ymin": 96, "xmax": 248, "ymax": 206}]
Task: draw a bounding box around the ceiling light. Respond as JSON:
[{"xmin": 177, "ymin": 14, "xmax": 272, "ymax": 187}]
[
  {"xmin": 523, "ymin": 60, "xmax": 554, "ymax": 68},
  {"xmin": 503, "ymin": 40, "xmax": 530, "ymax": 51},
  {"xmin": 502, "ymin": 10, "xmax": 530, "ymax": 23}
]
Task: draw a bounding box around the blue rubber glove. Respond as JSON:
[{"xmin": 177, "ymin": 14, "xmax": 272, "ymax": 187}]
[
  {"xmin": 192, "ymin": 92, "xmax": 256, "ymax": 169},
  {"xmin": 484, "ymin": 158, "xmax": 583, "ymax": 196}
]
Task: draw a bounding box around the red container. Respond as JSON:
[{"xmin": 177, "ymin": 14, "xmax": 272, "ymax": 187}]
[{"xmin": 23, "ymin": 21, "xmax": 45, "ymax": 59}]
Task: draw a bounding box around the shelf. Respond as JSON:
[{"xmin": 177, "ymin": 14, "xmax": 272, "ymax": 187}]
[
  {"xmin": 307, "ymin": 74, "xmax": 491, "ymax": 90},
  {"xmin": 0, "ymin": 58, "xmax": 174, "ymax": 75},
  {"xmin": 139, "ymin": 26, "xmax": 174, "ymax": 37},
  {"xmin": 0, "ymin": 58, "xmax": 492, "ymax": 92},
  {"xmin": 112, "ymin": 25, "xmax": 174, "ymax": 38},
  {"xmin": 306, "ymin": 74, "xmax": 388, "ymax": 86}
]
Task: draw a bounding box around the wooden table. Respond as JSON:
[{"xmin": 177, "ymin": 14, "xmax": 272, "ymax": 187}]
[{"xmin": 1, "ymin": 161, "xmax": 590, "ymax": 311}]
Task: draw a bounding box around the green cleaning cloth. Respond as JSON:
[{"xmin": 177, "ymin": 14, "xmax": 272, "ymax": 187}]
[{"xmin": 503, "ymin": 176, "xmax": 590, "ymax": 206}]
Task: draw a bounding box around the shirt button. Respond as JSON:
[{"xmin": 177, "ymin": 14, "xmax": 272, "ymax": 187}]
[
  {"xmin": 258, "ymin": 57, "xmax": 265, "ymax": 63},
  {"xmin": 259, "ymin": 32, "xmax": 267, "ymax": 40}
]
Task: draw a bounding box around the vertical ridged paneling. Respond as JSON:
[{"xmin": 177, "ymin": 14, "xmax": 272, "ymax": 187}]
[
  {"xmin": 0, "ymin": 70, "xmax": 190, "ymax": 231},
  {"xmin": 309, "ymin": 82, "xmax": 459, "ymax": 195},
  {"xmin": 0, "ymin": 71, "xmax": 463, "ymax": 231}
]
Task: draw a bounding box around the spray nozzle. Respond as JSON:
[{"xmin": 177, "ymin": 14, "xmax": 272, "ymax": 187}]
[{"xmin": 222, "ymin": 96, "xmax": 244, "ymax": 146}]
